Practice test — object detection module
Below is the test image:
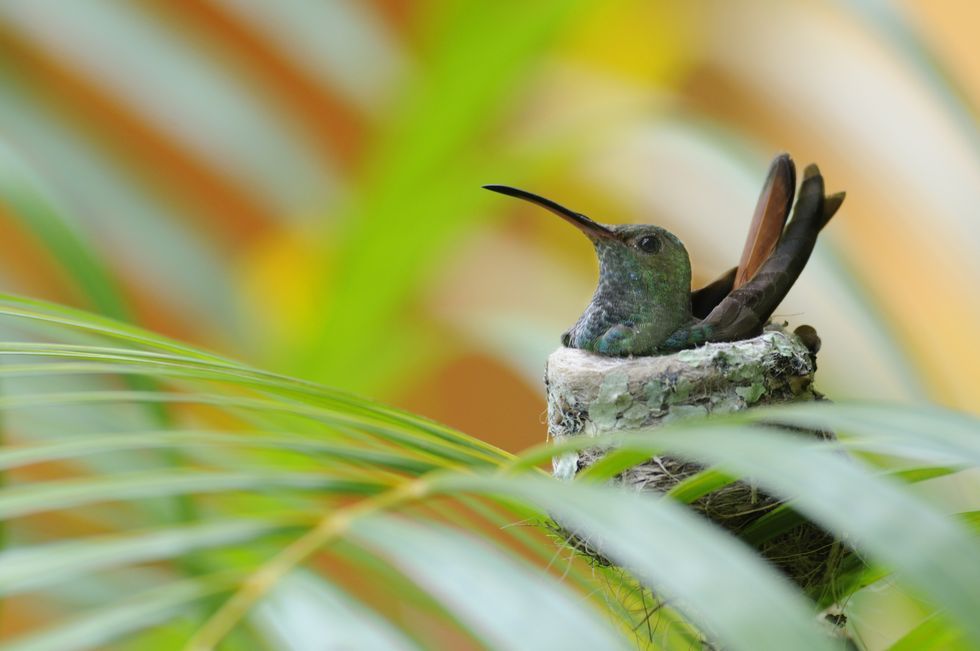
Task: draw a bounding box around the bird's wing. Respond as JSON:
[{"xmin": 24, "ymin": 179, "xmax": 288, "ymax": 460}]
[{"xmin": 691, "ymin": 267, "xmax": 736, "ymax": 319}]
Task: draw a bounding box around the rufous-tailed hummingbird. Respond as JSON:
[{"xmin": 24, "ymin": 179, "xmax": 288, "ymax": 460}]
[{"xmin": 484, "ymin": 154, "xmax": 844, "ymax": 356}]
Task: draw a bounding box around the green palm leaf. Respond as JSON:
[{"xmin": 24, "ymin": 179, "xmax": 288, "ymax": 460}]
[{"xmin": 0, "ymin": 294, "xmax": 977, "ymax": 650}]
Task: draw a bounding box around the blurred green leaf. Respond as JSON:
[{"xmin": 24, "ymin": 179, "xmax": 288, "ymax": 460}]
[
  {"xmin": 0, "ymin": 469, "xmax": 384, "ymax": 520},
  {"xmin": 0, "ymin": 519, "xmax": 298, "ymax": 597},
  {"xmin": 249, "ymin": 571, "xmax": 422, "ymax": 651},
  {"xmin": 301, "ymin": 0, "xmax": 591, "ymax": 392},
  {"xmin": 2, "ymin": 572, "xmax": 239, "ymax": 651},
  {"xmin": 888, "ymin": 612, "xmax": 968, "ymax": 651},
  {"xmin": 0, "ymin": 145, "xmax": 129, "ymax": 320},
  {"xmin": 528, "ymin": 423, "xmax": 980, "ymax": 644},
  {"xmin": 0, "ymin": 295, "xmax": 976, "ymax": 650},
  {"xmin": 435, "ymin": 474, "xmax": 839, "ymax": 651},
  {"xmin": 352, "ymin": 515, "xmax": 630, "ymax": 651}
]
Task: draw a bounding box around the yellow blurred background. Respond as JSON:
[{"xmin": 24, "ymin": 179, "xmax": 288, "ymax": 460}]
[{"xmin": 0, "ymin": 0, "xmax": 977, "ymax": 459}]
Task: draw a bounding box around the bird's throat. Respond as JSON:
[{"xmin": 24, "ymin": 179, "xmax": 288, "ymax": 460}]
[{"xmin": 567, "ymin": 244, "xmax": 692, "ymax": 354}]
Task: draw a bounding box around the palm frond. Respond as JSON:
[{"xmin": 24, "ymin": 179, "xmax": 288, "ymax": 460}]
[{"xmin": 0, "ymin": 294, "xmax": 977, "ymax": 650}]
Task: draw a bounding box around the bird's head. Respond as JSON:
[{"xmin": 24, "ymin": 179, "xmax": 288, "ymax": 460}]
[{"xmin": 483, "ymin": 185, "xmax": 692, "ymax": 302}]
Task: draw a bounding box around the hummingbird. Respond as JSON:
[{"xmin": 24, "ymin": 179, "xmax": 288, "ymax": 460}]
[{"xmin": 484, "ymin": 154, "xmax": 844, "ymax": 356}]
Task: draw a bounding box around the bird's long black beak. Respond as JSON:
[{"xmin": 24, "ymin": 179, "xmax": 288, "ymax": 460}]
[{"xmin": 483, "ymin": 184, "xmax": 615, "ymax": 240}]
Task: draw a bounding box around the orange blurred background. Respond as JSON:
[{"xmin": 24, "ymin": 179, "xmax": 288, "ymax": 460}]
[{"xmin": 0, "ymin": 0, "xmax": 977, "ymax": 456}]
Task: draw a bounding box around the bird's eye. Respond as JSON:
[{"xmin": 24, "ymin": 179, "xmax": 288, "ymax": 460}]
[{"xmin": 637, "ymin": 235, "xmax": 661, "ymax": 253}]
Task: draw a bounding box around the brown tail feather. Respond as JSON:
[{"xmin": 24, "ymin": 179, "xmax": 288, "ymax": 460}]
[
  {"xmin": 696, "ymin": 163, "xmax": 843, "ymax": 344},
  {"xmin": 734, "ymin": 154, "xmax": 796, "ymax": 289},
  {"xmin": 820, "ymin": 191, "xmax": 846, "ymax": 230}
]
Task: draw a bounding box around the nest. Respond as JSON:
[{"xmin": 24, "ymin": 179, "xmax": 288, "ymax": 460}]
[
  {"xmin": 545, "ymin": 330, "xmax": 849, "ymax": 598},
  {"xmin": 570, "ymin": 447, "xmax": 846, "ymax": 597}
]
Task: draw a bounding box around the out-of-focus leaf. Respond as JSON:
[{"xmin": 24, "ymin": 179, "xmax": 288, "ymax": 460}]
[
  {"xmin": 0, "ymin": 295, "xmax": 223, "ymax": 359},
  {"xmin": 0, "ymin": 295, "xmax": 513, "ymax": 464},
  {"xmin": 300, "ymin": 0, "xmax": 591, "ymax": 392},
  {"xmin": 249, "ymin": 571, "xmax": 421, "ymax": 651},
  {"xmin": 0, "ymin": 429, "xmax": 439, "ymax": 475},
  {"xmin": 524, "ymin": 422, "xmax": 980, "ymax": 645},
  {"xmin": 887, "ymin": 612, "xmax": 968, "ymax": 651},
  {"xmin": 212, "ymin": 0, "xmax": 404, "ymax": 111},
  {"xmin": 0, "ymin": 143, "xmax": 129, "ymax": 320},
  {"xmin": 838, "ymin": 0, "xmax": 980, "ymax": 164},
  {"xmin": 0, "ymin": 93, "xmax": 239, "ymax": 338},
  {"xmin": 0, "ymin": 388, "xmax": 504, "ymax": 466},
  {"xmin": 2, "ymin": 572, "xmax": 239, "ymax": 651},
  {"xmin": 0, "ymin": 518, "xmax": 297, "ymax": 596},
  {"xmin": 352, "ymin": 515, "xmax": 630, "ymax": 651},
  {"xmin": 433, "ymin": 475, "xmax": 838, "ymax": 651},
  {"xmin": 1, "ymin": 291, "xmax": 977, "ymax": 650},
  {"xmin": 0, "ymin": 1, "xmax": 329, "ymax": 212},
  {"xmin": 0, "ymin": 470, "xmax": 383, "ymax": 520}
]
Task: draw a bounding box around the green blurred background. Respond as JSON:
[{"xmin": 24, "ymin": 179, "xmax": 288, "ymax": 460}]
[{"xmin": 0, "ymin": 0, "xmax": 977, "ymax": 461}]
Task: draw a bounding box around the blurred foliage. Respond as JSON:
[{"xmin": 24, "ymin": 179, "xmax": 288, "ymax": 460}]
[
  {"xmin": 0, "ymin": 295, "xmax": 977, "ymax": 650},
  {"xmin": 0, "ymin": 1, "xmax": 978, "ymax": 649}
]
